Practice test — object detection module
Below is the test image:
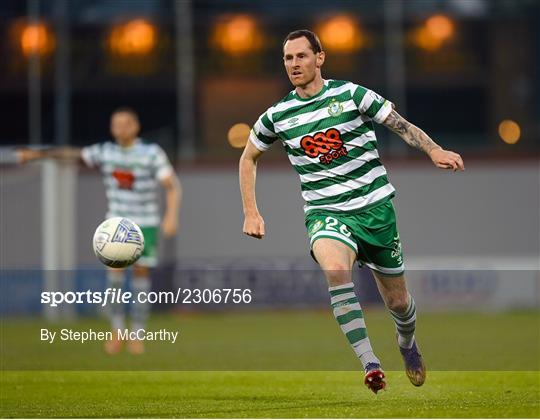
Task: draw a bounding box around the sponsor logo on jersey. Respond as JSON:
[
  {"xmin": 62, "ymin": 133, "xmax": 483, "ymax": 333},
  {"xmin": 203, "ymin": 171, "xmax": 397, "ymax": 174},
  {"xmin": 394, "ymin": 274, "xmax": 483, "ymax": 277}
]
[
  {"xmin": 112, "ymin": 169, "xmax": 135, "ymax": 190},
  {"xmin": 327, "ymin": 99, "xmax": 343, "ymax": 117},
  {"xmin": 300, "ymin": 128, "xmax": 347, "ymax": 165}
]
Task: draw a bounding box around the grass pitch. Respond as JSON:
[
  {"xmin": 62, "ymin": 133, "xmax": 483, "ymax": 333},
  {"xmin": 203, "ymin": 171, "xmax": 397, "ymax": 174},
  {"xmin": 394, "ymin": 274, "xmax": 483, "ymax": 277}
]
[
  {"xmin": 2, "ymin": 310, "xmax": 539, "ymax": 371},
  {"xmin": 1, "ymin": 310, "xmax": 539, "ymax": 417},
  {"xmin": 1, "ymin": 371, "xmax": 539, "ymax": 418}
]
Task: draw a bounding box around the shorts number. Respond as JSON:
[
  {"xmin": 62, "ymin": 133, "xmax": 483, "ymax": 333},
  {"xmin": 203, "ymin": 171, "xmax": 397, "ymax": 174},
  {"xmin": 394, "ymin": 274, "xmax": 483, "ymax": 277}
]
[
  {"xmin": 324, "ymin": 217, "xmax": 351, "ymax": 237},
  {"xmin": 325, "ymin": 217, "xmax": 338, "ymax": 231},
  {"xmin": 339, "ymin": 224, "xmax": 351, "ymax": 237}
]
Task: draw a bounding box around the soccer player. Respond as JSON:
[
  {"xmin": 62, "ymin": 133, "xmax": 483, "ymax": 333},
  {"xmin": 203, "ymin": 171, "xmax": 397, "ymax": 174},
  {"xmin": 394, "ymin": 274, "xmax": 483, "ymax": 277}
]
[
  {"xmin": 239, "ymin": 30, "xmax": 464, "ymax": 393},
  {"xmin": 25, "ymin": 107, "xmax": 181, "ymax": 355}
]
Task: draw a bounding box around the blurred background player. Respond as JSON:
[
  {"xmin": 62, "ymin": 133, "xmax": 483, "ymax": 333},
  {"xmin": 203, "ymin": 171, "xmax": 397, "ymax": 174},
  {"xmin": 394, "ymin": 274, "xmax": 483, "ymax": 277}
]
[
  {"xmin": 23, "ymin": 107, "xmax": 182, "ymax": 354},
  {"xmin": 240, "ymin": 30, "xmax": 464, "ymax": 393}
]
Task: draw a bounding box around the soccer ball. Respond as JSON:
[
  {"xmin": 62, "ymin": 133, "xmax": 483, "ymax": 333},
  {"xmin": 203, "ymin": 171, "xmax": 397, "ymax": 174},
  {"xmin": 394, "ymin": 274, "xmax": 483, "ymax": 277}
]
[{"xmin": 92, "ymin": 217, "xmax": 145, "ymax": 268}]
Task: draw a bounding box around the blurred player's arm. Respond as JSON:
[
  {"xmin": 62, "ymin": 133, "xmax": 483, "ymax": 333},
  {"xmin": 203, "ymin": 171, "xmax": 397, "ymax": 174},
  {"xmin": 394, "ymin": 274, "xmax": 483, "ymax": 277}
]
[
  {"xmin": 16, "ymin": 146, "xmax": 84, "ymax": 163},
  {"xmin": 14, "ymin": 148, "xmax": 49, "ymax": 163},
  {"xmin": 48, "ymin": 146, "xmax": 84, "ymax": 161},
  {"xmin": 383, "ymin": 109, "xmax": 465, "ymax": 171},
  {"xmin": 239, "ymin": 140, "xmax": 266, "ymax": 239},
  {"xmin": 4, "ymin": 147, "xmax": 55, "ymax": 164},
  {"xmin": 160, "ymin": 174, "xmax": 181, "ymax": 237}
]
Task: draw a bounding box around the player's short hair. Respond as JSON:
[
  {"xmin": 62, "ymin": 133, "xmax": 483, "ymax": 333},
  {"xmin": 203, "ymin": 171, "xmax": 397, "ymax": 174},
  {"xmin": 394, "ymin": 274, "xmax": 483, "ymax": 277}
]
[
  {"xmin": 111, "ymin": 106, "xmax": 139, "ymax": 122},
  {"xmin": 283, "ymin": 29, "xmax": 322, "ymax": 54}
]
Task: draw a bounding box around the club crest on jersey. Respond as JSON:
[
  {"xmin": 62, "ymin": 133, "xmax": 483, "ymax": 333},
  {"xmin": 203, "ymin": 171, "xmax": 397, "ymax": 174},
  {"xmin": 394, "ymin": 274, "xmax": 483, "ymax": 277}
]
[
  {"xmin": 327, "ymin": 99, "xmax": 343, "ymax": 117},
  {"xmin": 310, "ymin": 220, "xmax": 324, "ymax": 235}
]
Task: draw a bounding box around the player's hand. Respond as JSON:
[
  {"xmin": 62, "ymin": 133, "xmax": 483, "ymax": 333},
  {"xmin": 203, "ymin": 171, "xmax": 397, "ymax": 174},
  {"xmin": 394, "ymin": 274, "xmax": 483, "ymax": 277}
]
[
  {"xmin": 161, "ymin": 214, "xmax": 178, "ymax": 237},
  {"xmin": 243, "ymin": 213, "xmax": 265, "ymax": 239},
  {"xmin": 429, "ymin": 148, "xmax": 465, "ymax": 172}
]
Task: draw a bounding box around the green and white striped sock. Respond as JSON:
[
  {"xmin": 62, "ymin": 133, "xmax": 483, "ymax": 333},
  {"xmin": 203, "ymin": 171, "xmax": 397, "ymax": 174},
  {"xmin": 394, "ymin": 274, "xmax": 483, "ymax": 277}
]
[
  {"xmin": 107, "ymin": 270, "xmax": 125, "ymax": 331},
  {"xmin": 390, "ymin": 293, "xmax": 416, "ymax": 349},
  {"xmin": 329, "ymin": 282, "xmax": 380, "ymax": 369},
  {"xmin": 131, "ymin": 276, "xmax": 151, "ymax": 332}
]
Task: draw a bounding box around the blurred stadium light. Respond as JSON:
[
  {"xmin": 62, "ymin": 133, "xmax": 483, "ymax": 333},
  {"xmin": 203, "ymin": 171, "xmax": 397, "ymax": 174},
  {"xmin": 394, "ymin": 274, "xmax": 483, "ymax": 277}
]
[
  {"xmin": 498, "ymin": 119, "xmax": 521, "ymax": 145},
  {"xmin": 0, "ymin": 0, "xmax": 537, "ymax": 156},
  {"xmin": 211, "ymin": 14, "xmax": 263, "ymax": 56},
  {"xmin": 19, "ymin": 21, "xmax": 55, "ymax": 57},
  {"xmin": 425, "ymin": 14, "xmax": 455, "ymax": 42},
  {"xmin": 227, "ymin": 123, "xmax": 250, "ymax": 148},
  {"xmin": 108, "ymin": 18, "xmax": 157, "ymax": 56},
  {"xmin": 316, "ymin": 14, "xmax": 365, "ymax": 53},
  {"xmin": 105, "ymin": 19, "xmax": 160, "ymax": 76},
  {"xmin": 412, "ymin": 14, "xmax": 455, "ymax": 51}
]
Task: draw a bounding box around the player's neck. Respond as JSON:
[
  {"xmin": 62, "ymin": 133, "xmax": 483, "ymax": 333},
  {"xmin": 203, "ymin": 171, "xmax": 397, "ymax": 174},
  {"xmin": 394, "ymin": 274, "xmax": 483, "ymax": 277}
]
[
  {"xmin": 295, "ymin": 76, "xmax": 325, "ymax": 99},
  {"xmin": 118, "ymin": 137, "xmax": 138, "ymax": 148}
]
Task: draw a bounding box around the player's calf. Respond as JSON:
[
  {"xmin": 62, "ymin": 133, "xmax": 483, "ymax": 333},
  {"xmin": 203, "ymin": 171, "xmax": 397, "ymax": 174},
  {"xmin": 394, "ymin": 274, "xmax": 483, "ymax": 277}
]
[
  {"xmin": 389, "ymin": 293, "xmax": 417, "ymax": 349},
  {"xmin": 388, "ymin": 293, "xmax": 426, "ymax": 386}
]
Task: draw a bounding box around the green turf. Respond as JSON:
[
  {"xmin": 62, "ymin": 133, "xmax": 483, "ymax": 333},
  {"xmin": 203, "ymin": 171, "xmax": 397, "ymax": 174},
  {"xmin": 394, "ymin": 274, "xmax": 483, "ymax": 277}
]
[
  {"xmin": 1, "ymin": 310, "xmax": 539, "ymax": 417},
  {"xmin": 1, "ymin": 310, "xmax": 539, "ymax": 370},
  {"xmin": 1, "ymin": 371, "xmax": 539, "ymax": 418}
]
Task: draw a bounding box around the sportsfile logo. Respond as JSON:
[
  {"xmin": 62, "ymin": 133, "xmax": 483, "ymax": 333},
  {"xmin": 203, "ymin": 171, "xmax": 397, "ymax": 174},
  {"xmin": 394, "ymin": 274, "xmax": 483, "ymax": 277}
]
[{"xmin": 300, "ymin": 128, "xmax": 347, "ymax": 164}]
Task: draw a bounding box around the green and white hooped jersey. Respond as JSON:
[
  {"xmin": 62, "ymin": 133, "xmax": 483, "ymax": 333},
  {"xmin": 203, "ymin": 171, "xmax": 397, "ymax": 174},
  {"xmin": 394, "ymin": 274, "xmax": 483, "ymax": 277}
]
[
  {"xmin": 249, "ymin": 79, "xmax": 395, "ymax": 214},
  {"xmin": 81, "ymin": 138, "xmax": 173, "ymax": 227}
]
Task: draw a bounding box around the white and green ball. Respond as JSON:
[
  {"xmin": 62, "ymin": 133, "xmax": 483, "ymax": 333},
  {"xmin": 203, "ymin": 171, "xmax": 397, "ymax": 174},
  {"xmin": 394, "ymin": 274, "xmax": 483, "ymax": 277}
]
[{"xmin": 92, "ymin": 217, "xmax": 145, "ymax": 268}]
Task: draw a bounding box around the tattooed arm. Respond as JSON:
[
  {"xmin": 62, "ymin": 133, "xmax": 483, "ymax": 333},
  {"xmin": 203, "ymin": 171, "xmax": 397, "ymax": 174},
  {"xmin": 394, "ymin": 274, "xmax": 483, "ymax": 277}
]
[
  {"xmin": 383, "ymin": 109, "xmax": 465, "ymax": 171},
  {"xmin": 383, "ymin": 110, "xmax": 441, "ymax": 154}
]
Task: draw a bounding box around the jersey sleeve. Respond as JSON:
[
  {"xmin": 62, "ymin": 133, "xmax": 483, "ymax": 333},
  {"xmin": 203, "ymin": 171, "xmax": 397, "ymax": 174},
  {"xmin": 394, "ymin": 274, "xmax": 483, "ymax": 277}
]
[
  {"xmin": 152, "ymin": 145, "xmax": 174, "ymax": 181},
  {"xmin": 351, "ymin": 85, "xmax": 394, "ymax": 124},
  {"xmin": 249, "ymin": 108, "xmax": 279, "ymax": 151},
  {"xmin": 81, "ymin": 143, "xmax": 103, "ymax": 167}
]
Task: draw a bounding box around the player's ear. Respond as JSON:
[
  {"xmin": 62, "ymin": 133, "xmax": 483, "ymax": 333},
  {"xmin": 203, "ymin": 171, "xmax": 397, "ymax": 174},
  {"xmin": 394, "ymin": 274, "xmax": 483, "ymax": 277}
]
[{"xmin": 316, "ymin": 51, "xmax": 325, "ymax": 68}]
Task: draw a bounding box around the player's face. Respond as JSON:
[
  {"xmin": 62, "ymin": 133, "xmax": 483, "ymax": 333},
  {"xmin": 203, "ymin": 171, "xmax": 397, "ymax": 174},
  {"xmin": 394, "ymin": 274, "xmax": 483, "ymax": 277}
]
[
  {"xmin": 110, "ymin": 112, "xmax": 140, "ymax": 146},
  {"xmin": 283, "ymin": 37, "xmax": 324, "ymax": 87}
]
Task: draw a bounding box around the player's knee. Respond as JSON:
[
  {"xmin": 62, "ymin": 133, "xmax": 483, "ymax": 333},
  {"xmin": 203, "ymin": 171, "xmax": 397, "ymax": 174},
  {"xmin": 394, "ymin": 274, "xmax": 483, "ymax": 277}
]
[
  {"xmin": 386, "ymin": 295, "xmax": 409, "ymax": 313},
  {"xmin": 322, "ymin": 262, "xmax": 351, "ymax": 286},
  {"xmin": 322, "ymin": 261, "xmax": 351, "ymax": 272}
]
